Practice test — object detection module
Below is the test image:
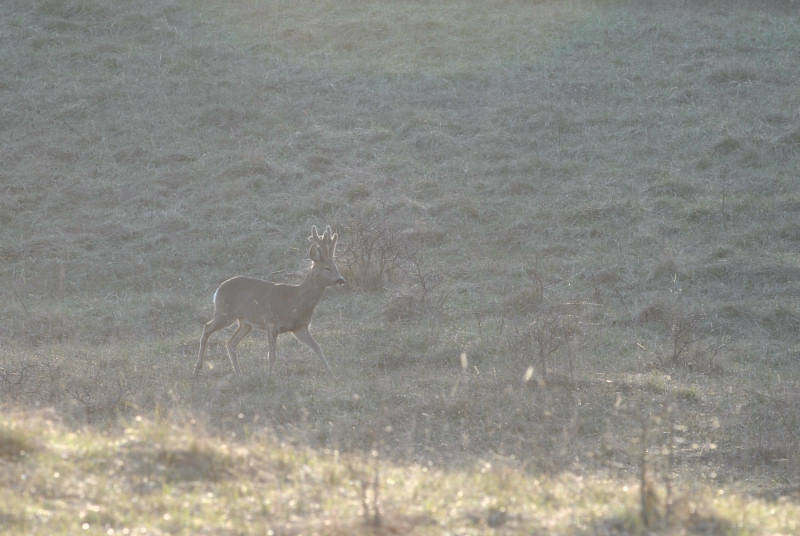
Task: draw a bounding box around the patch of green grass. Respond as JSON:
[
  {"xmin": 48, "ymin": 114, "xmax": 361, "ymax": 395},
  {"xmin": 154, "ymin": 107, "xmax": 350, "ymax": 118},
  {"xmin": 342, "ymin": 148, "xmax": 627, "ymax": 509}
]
[{"xmin": 2, "ymin": 410, "xmax": 798, "ymax": 535}]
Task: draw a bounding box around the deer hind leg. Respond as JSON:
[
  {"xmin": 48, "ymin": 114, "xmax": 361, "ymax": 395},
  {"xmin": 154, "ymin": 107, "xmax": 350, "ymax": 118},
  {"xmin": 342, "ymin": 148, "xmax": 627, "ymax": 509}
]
[
  {"xmin": 266, "ymin": 330, "xmax": 278, "ymax": 375},
  {"xmin": 292, "ymin": 325, "xmax": 334, "ymax": 375},
  {"xmin": 225, "ymin": 321, "xmax": 251, "ymax": 375},
  {"xmin": 195, "ymin": 316, "xmax": 230, "ymax": 375}
]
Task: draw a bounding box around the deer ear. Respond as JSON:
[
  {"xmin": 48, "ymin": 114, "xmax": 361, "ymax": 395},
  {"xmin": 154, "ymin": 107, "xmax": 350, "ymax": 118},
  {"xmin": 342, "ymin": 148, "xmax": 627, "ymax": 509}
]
[{"xmin": 310, "ymin": 244, "xmax": 323, "ymax": 262}]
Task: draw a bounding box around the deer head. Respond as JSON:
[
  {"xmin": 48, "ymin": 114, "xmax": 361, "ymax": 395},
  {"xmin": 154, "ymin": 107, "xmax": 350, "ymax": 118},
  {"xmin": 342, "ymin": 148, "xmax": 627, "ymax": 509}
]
[{"xmin": 309, "ymin": 225, "xmax": 345, "ymax": 286}]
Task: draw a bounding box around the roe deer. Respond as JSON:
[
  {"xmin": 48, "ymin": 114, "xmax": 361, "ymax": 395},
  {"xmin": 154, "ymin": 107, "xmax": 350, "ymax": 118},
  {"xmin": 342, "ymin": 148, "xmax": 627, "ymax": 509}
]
[{"xmin": 194, "ymin": 225, "xmax": 345, "ymax": 376}]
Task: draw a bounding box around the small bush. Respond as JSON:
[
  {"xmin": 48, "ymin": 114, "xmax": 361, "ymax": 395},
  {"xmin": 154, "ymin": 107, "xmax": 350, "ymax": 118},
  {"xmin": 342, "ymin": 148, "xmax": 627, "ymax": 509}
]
[{"xmin": 337, "ymin": 209, "xmax": 445, "ymax": 318}]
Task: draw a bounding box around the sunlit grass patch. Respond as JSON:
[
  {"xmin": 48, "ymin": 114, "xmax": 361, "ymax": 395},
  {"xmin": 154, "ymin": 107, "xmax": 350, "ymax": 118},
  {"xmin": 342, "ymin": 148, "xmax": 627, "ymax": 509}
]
[{"xmin": 3, "ymin": 402, "xmax": 800, "ymax": 534}]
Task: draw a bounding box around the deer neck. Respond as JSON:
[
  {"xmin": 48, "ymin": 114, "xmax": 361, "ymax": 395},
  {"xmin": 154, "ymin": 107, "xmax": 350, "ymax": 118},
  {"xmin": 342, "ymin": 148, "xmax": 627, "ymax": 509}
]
[{"xmin": 298, "ymin": 266, "xmax": 328, "ymax": 301}]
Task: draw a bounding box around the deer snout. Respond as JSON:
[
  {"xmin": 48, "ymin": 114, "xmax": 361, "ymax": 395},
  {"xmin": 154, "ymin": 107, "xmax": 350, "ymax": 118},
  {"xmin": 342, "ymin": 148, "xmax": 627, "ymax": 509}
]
[{"xmin": 335, "ymin": 276, "xmax": 346, "ymax": 285}]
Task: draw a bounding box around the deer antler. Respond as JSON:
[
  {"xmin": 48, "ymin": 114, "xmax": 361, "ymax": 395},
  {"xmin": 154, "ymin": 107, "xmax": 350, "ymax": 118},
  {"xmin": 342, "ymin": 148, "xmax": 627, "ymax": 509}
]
[{"xmin": 309, "ymin": 225, "xmax": 338, "ymax": 259}]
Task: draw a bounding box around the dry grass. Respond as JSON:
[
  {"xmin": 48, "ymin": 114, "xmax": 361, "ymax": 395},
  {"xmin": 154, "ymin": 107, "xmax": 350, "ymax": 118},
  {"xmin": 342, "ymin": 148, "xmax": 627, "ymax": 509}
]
[
  {"xmin": 1, "ymin": 409, "xmax": 798, "ymax": 535},
  {"xmin": 2, "ymin": 0, "xmax": 800, "ymax": 533}
]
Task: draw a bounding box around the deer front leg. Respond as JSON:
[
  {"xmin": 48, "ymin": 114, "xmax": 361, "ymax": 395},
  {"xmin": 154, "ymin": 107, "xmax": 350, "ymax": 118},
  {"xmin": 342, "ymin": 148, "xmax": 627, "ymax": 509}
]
[
  {"xmin": 292, "ymin": 325, "xmax": 334, "ymax": 375},
  {"xmin": 195, "ymin": 317, "xmax": 227, "ymax": 375}
]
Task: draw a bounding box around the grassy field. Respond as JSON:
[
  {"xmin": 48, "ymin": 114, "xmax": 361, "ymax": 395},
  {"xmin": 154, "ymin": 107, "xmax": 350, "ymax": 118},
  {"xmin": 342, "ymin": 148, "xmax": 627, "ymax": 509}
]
[{"xmin": 2, "ymin": 0, "xmax": 800, "ymax": 533}]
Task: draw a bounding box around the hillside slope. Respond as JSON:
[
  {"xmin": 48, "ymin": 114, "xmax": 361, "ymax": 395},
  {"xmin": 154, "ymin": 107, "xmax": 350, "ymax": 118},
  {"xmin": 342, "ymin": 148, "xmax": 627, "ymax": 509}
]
[{"xmin": 1, "ymin": 0, "xmax": 800, "ymax": 532}]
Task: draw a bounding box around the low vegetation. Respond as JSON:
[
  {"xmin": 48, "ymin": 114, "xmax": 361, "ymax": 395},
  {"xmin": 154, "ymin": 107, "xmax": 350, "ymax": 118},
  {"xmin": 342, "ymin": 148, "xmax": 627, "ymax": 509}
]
[
  {"xmin": 1, "ymin": 409, "xmax": 798, "ymax": 534},
  {"xmin": 1, "ymin": 0, "xmax": 799, "ymax": 533}
]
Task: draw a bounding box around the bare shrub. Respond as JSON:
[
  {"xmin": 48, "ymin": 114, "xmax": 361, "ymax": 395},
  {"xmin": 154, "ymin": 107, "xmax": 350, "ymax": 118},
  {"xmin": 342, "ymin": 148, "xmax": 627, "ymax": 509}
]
[
  {"xmin": 347, "ymin": 452, "xmax": 382, "ymax": 528},
  {"xmin": 636, "ymin": 290, "xmax": 729, "ymax": 373},
  {"xmin": 0, "ymin": 360, "xmax": 67, "ymax": 408},
  {"xmin": 336, "ymin": 208, "xmax": 408, "ymax": 291},
  {"xmin": 65, "ymin": 369, "xmax": 139, "ymax": 424},
  {"xmin": 634, "ymin": 408, "xmax": 675, "ymax": 529},
  {"xmin": 0, "ymin": 358, "xmax": 140, "ymax": 425},
  {"xmin": 514, "ymin": 305, "xmax": 578, "ymax": 385},
  {"xmin": 605, "ymin": 405, "xmax": 731, "ymax": 533},
  {"xmin": 0, "ymin": 362, "xmax": 40, "ymax": 401},
  {"xmin": 337, "ymin": 209, "xmax": 445, "ymax": 318}
]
